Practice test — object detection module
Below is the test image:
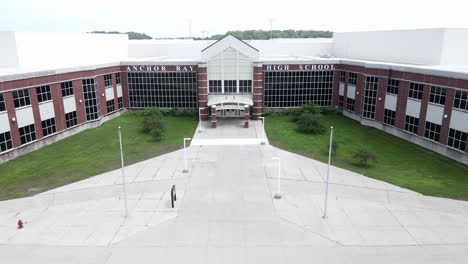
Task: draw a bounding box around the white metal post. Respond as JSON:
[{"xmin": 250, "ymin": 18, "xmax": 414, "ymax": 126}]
[
  {"xmin": 198, "ymin": 107, "xmax": 203, "ymax": 133},
  {"xmin": 118, "ymin": 127, "xmax": 128, "ymax": 218},
  {"xmin": 272, "ymin": 157, "xmax": 281, "ymax": 199},
  {"xmin": 183, "ymin": 138, "xmax": 192, "ymax": 173},
  {"xmin": 259, "ymin": 117, "xmax": 265, "ymax": 127},
  {"xmin": 323, "ymin": 126, "xmax": 333, "ymax": 219}
]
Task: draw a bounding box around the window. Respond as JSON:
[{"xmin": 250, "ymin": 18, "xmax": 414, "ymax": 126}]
[
  {"xmin": 128, "ymin": 72, "xmax": 197, "ymax": 108},
  {"xmin": 0, "ymin": 131, "xmax": 13, "ymax": 153},
  {"xmin": 339, "ymin": 72, "xmax": 346, "ymax": 83},
  {"xmin": 19, "ymin": 124, "xmax": 36, "ymax": 145},
  {"xmin": 41, "ymin": 117, "xmax": 56, "ymax": 136},
  {"xmin": 116, "ymin": 73, "xmax": 121, "ymax": 85},
  {"xmin": 264, "ymin": 70, "xmax": 334, "ymax": 107},
  {"xmin": 36, "ymin": 85, "xmax": 52, "ymax": 103},
  {"xmin": 61, "ymin": 81, "xmax": 74, "ymax": 97},
  {"xmin": 0, "ymin": 93, "xmax": 5, "ymax": 112},
  {"xmin": 448, "ymin": 128, "xmax": 467, "ymax": 151},
  {"xmin": 429, "ymin": 86, "xmax": 446, "ymax": 105},
  {"xmin": 409, "ymin": 82, "xmax": 424, "ymax": 100},
  {"xmin": 106, "ymin": 100, "xmax": 115, "ymax": 113},
  {"xmin": 404, "ymin": 115, "xmax": 419, "ymax": 134},
  {"xmin": 384, "ymin": 109, "xmax": 396, "ymax": 126},
  {"xmin": 424, "ymin": 121, "xmax": 441, "ymax": 142},
  {"xmin": 224, "ymin": 80, "xmax": 237, "ymax": 93},
  {"xmin": 387, "ymin": 79, "xmax": 399, "ymax": 95},
  {"xmin": 65, "ymin": 111, "xmax": 78, "ymax": 128},
  {"xmin": 82, "ymin": 78, "xmax": 100, "ymax": 121},
  {"xmin": 118, "ymin": 97, "xmax": 123, "ymax": 109},
  {"xmin": 346, "ymin": 98, "xmax": 355, "ymax": 111},
  {"xmin": 454, "ymin": 90, "xmax": 468, "ymax": 111},
  {"xmin": 362, "ymin": 76, "xmax": 378, "ymax": 119},
  {"xmin": 338, "ymin": 95, "xmax": 344, "ymax": 108},
  {"xmin": 239, "ymin": 80, "xmax": 252, "ymax": 93},
  {"xmin": 13, "ymin": 89, "xmax": 31, "ymax": 108},
  {"xmin": 209, "ymin": 80, "xmax": 222, "ymax": 94},
  {"xmin": 104, "ymin": 74, "xmax": 113, "ymax": 87},
  {"xmin": 348, "ymin": 72, "xmax": 357, "ymax": 86}
]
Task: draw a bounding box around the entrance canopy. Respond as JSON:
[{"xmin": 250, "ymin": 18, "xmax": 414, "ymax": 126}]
[{"xmin": 208, "ymin": 94, "xmax": 253, "ymax": 107}]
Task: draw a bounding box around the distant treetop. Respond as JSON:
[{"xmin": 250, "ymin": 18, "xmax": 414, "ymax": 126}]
[
  {"xmin": 194, "ymin": 30, "xmax": 333, "ymax": 40},
  {"xmin": 90, "ymin": 31, "xmax": 152, "ymax": 40}
]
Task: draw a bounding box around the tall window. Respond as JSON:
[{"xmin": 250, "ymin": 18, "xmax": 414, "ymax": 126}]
[
  {"xmin": 13, "ymin": 89, "xmax": 31, "ymax": 108},
  {"xmin": 338, "ymin": 95, "xmax": 344, "ymax": 108},
  {"xmin": 448, "ymin": 128, "xmax": 467, "ymax": 151},
  {"xmin": 408, "ymin": 82, "xmax": 424, "ymax": 100},
  {"xmin": 404, "ymin": 115, "xmax": 419, "ymax": 134},
  {"xmin": 339, "ymin": 72, "xmax": 346, "ymax": 83},
  {"xmin": 128, "ymin": 72, "xmax": 197, "ymax": 108},
  {"xmin": 264, "ymin": 71, "xmax": 334, "ymax": 107},
  {"xmin": 36, "ymin": 85, "xmax": 52, "ymax": 103},
  {"xmin": 209, "ymin": 80, "xmax": 222, "ymax": 94},
  {"xmin": 82, "ymin": 78, "xmax": 99, "ymax": 121},
  {"xmin": 429, "ymin": 86, "xmax": 446, "ymax": 105},
  {"xmin": 19, "ymin": 124, "xmax": 36, "ymax": 145},
  {"xmin": 106, "ymin": 100, "xmax": 115, "ymax": 113},
  {"xmin": 0, "ymin": 93, "xmax": 5, "ymax": 112},
  {"xmin": 362, "ymin": 76, "xmax": 378, "ymax": 119},
  {"xmin": 118, "ymin": 97, "xmax": 123, "ymax": 109},
  {"xmin": 454, "ymin": 90, "xmax": 468, "ymax": 111},
  {"xmin": 0, "ymin": 131, "xmax": 13, "ymax": 153},
  {"xmin": 387, "ymin": 79, "xmax": 399, "ymax": 94},
  {"xmin": 239, "ymin": 80, "xmax": 252, "ymax": 93},
  {"xmin": 41, "ymin": 118, "xmax": 56, "ymax": 136},
  {"xmin": 65, "ymin": 111, "xmax": 78, "ymax": 128},
  {"xmin": 348, "ymin": 72, "xmax": 357, "ymax": 86},
  {"xmin": 224, "ymin": 80, "xmax": 236, "ymax": 93},
  {"xmin": 116, "ymin": 73, "xmax": 121, "ymax": 85},
  {"xmin": 346, "ymin": 98, "xmax": 355, "ymax": 111},
  {"xmin": 61, "ymin": 81, "xmax": 74, "ymax": 97},
  {"xmin": 424, "ymin": 121, "xmax": 441, "ymax": 142},
  {"xmin": 384, "ymin": 109, "xmax": 396, "ymax": 126},
  {"xmin": 104, "ymin": 74, "xmax": 113, "ymax": 87}
]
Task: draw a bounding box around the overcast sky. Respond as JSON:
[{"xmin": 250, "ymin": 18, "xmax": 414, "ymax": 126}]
[{"xmin": 2, "ymin": 0, "xmax": 468, "ymax": 38}]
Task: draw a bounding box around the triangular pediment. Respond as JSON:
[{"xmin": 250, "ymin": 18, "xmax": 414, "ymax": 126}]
[{"xmin": 201, "ymin": 35, "xmax": 259, "ymax": 62}]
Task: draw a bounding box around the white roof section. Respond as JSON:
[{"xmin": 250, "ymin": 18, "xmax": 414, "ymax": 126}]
[
  {"xmin": 208, "ymin": 94, "xmax": 253, "ymax": 106},
  {"xmin": 201, "ymin": 35, "xmax": 259, "ymax": 62}
]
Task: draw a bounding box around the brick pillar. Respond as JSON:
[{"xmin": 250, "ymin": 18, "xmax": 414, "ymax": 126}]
[
  {"xmin": 354, "ymin": 74, "xmax": 364, "ymax": 114},
  {"xmin": 332, "ymin": 70, "xmax": 340, "ymax": 107},
  {"xmin": 211, "ymin": 105, "xmax": 217, "ymax": 128},
  {"xmin": 112, "ymin": 73, "xmax": 119, "ymax": 111},
  {"xmin": 440, "ymin": 88, "xmax": 455, "ymax": 145},
  {"xmin": 121, "ymin": 70, "xmax": 130, "ymax": 108},
  {"xmin": 252, "ymin": 63, "xmax": 264, "ymax": 120},
  {"xmin": 417, "ymin": 84, "xmax": 431, "ymax": 137},
  {"xmin": 244, "ymin": 105, "xmax": 250, "ymax": 128},
  {"xmin": 29, "ymin": 87, "xmax": 44, "ymax": 139},
  {"xmin": 4, "ymin": 92, "xmax": 21, "ymax": 148},
  {"xmin": 395, "ymin": 80, "xmax": 409, "ymax": 130},
  {"xmin": 96, "ymin": 75, "xmax": 107, "ymax": 116},
  {"xmin": 51, "ymin": 83, "xmax": 66, "ymax": 132},
  {"xmin": 343, "ymin": 72, "xmax": 349, "ymax": 110},
  {"xmin": 375, "ymin": 77, "xmax": 388, "ymax": 123},
  {"xmin": 73, "ymin": 79, "xmax": 86, "ymax": 124},
  {"xmin": 197, "ymin": 64, "xmax": 209, "ymax": 121}
]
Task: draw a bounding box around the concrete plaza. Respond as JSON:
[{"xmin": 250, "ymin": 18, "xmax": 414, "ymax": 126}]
[{"xmin": 0, "ymin": 119, "xmax": 467, "ymax": 263}]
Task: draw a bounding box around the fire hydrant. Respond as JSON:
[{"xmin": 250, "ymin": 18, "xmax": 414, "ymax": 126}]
[{"xmin": 17, "ymin": 219, "xmax": 23, "ymax": 229}]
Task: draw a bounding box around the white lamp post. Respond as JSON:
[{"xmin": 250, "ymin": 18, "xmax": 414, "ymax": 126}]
[
  {"xmin": 259, "ymin": 116, "xmax": 265, "ymax": 127},
  {"xmin": 198, "ymin": 107, "xmax": 204, "ymax": 133},
  {"xmin": 118, "ymin": 127, "xmax": 128, "ymax": 218},
  {"xmin": 183, "ymin": 137, "xmax": 192, "ymax": 173},
  {"xmin": 272, "ymin": 157, "xmax": 281, "ymax": 199},
  {"xmin": 322, "ymin": 126, "xmax": 333, "ymax": 219}
]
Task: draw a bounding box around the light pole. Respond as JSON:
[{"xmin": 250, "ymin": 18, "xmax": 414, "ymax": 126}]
[
  {"xmin": 259, "ymin": 116, "xmax": 265, "ymax": 128},
  {"xmin": 322, "ymin": 126, "xmax": 333, "ymax": 219},
  {"xmin": 272, "ymin": 157, "xmax": 281, "ymax": 199},
  {"xmin": 198, "ymin": 107, "xmax": 204, "ymax": 133},
  {"xmin": 118, "ymin": 127, "xmax": 128, "ymax": 218},
  {"xmin": 183, "ymin": 137, "xmax": 192, "ymax": 173}
]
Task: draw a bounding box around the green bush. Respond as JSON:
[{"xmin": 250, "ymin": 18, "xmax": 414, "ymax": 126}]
[
  {"xmin": 352, "ymin": 147, "xmax": 377, "ymax": 167},
  {"xmin": 141, "ymin": 108, "xmax": 165, "ymax": 141},
  {"xmin": 296, "ymin": 113, "xmax": 326, "ymax": 134}
]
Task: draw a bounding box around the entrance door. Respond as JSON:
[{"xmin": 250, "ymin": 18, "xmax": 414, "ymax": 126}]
[{"xmin": 218, "ymin": 108, "xmax": 243, "ymax": 118}]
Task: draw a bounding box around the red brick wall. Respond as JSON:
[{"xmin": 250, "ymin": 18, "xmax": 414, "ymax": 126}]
[
  {"xmin": 197, "ymin": 66, "xmax": 209, "ymax": 121},
  {"xmin": 253, "ymin": 66, "xmax": 264, "ymax": 120}
]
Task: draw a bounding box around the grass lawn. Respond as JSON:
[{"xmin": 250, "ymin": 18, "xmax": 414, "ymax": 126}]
[
  {"xmin": 0, "ymin": 113, "xmax": 197, "ymax": 200},
  {"xmin": 266, "ymin": 114, "xmax": 468, "ymax": 201}
]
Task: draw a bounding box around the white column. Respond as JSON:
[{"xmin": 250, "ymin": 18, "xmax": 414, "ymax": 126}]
[
  {"xmin": 221, "ymin": 51, "xmax": 224, "ymax": 94},
  {"xmin": 236, "ymin": 50, "xmax": 239, "ymax": 94}
]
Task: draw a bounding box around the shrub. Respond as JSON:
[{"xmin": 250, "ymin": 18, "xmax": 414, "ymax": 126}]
[
  {"xmin": 331, "ymin": 140, "xmax": 339, "ymax": 156},
  {"xmin": 141, "ymin": 108, "xmax": 165, "ymax": 141},
  {"xmin": 296, "ymin": 113, "xmax": 326, "ymax": 134},
  {"xmin": 352, "ymin": 148, "xmax": 376, "ymax": 167}
]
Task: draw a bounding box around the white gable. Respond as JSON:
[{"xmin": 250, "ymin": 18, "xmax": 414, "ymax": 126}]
[{"xmin": 201, "ymin": 35, "xmax": 259, "ymax": 62}]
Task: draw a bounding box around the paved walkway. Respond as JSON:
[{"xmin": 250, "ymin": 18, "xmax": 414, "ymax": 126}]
[{"xmin": 0, "ymin": 125, "xmax": 468, "ymax": 263}]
